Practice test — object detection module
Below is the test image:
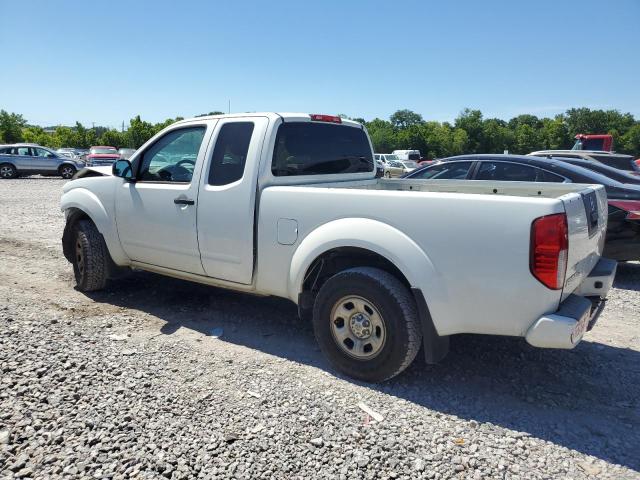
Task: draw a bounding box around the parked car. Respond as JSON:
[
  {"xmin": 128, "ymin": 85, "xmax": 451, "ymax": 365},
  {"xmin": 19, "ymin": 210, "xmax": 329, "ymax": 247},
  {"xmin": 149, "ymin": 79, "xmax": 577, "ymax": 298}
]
[
  {"xmin": 530, "ymin": 150, "xmax": 640, "ymax": 175},
  {"xmin": 374, "ymin": 153, "xmax": 401, "ymax": 164},
  {"xmin": 0, "ymin": 144, "xmax": 85, "ymax": 179},
  {"xmin": 405, "ymin": 154, "xmax": 640, "ymax": 261},
  {"xmin": 383, "ymin": 160, "xmax": 416, "ymax": 177},
  {"xmin": 61, "ymin": 113, "xmax": 615, "ymax": 382},
  {"xmin": 392, "ymin": 149, "xmax": 421, "ymax": 161},
  {"xmin": 86, "ymin": 146, "xmax": 120, "ymax": 166},
  {"xmin": 118, "ymin": 148, "xmax": 136, "ymax": 160},
  {"xmin": 536, "ymin": 155, "xmax": 640, "ymax": 185},
  {"xmin": 56, "ymin": 148, "xmax": 78, "ymax": 159}
]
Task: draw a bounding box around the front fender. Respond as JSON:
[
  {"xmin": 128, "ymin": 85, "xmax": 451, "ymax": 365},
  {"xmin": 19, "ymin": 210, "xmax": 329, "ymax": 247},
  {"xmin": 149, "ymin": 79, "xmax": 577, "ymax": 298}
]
[
  {"xmin": 60, "ymin": 187, "xmax": 129, "ymax": 265},
  {"xmin": 288, "ymin": 218, "xmax": 446, "ymax": 330}
]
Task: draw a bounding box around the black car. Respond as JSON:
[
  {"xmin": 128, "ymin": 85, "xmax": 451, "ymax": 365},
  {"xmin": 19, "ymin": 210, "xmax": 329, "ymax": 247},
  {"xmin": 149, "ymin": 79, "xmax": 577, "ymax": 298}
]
[
  {"xmin": 405, "ymin": 154, "xmax": 640, "ymax": 261},
  {"xmin": 534, "ymin": 155, "xmax": 640, "ymax": 185}
]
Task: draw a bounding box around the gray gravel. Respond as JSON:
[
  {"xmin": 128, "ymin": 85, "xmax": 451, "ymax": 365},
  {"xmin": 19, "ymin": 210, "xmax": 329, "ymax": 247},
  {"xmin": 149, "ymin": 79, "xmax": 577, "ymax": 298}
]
[{"xmin": 1, "ymin": 177, "xmax": 639, "ymax": 479}]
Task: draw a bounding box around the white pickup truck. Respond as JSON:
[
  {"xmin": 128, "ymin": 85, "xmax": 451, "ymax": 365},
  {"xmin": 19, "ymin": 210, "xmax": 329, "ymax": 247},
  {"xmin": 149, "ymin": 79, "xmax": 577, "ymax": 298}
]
[{"xmin": 61, "ymin": 112, "xmax": 617, "ymax": 382}]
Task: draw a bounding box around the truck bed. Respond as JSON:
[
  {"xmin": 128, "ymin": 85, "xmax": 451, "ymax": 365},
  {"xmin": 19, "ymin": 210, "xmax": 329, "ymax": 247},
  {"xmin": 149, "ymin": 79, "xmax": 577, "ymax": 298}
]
[{"xmin": 312, "ymin": 177, "xmax": 603, "ymax": 199}]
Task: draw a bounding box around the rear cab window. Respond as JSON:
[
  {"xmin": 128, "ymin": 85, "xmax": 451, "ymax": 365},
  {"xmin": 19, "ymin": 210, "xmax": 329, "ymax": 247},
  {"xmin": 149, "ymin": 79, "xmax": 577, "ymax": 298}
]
[{"xmin": 271, "ymin": 122, "xmax": 373, "ymax": 176}]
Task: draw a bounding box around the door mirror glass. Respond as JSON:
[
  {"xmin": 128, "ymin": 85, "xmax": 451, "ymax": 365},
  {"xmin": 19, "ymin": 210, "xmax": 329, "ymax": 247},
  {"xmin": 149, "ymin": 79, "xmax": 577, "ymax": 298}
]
[{"xmin": 113, "ymin": 159, "xmax": 134, "ymax": 180}]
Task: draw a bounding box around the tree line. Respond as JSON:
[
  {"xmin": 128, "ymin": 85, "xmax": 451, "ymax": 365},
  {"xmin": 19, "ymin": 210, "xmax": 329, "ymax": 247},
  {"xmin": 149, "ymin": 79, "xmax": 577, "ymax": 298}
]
[{"xmin": 1, "ymin": 107, "xmax": 639, "ymax": 158}]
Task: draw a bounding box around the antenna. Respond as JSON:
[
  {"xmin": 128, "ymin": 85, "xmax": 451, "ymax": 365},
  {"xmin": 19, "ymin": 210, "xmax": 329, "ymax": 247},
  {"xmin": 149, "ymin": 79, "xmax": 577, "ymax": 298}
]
[{"xmin": 228, "ymin": 99, "xmax": 231, "ymax": 114}]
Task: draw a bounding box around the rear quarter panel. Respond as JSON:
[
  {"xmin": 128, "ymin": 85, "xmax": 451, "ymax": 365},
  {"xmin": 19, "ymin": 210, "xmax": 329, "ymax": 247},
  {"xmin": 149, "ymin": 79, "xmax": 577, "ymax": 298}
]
[{"xmin": 256, "ymin": 186, "xmax": 566, "ymax": 337}]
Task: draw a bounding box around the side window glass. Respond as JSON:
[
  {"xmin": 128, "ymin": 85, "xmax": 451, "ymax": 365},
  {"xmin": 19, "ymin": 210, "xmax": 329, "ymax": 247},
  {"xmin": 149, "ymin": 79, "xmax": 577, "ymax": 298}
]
[
  {"xmin": 138, "ymin": 127, "xmax": 205, "ymax": 182},
  {"xmin": 538, "ymin": 169, "xmax": 565, "ymax": 182},
  {"xmin": 476, "ymin": 162, "xmax": 537, "ymax": 181},
  {"xmin": 208, "ymin": 122, "xmax": 254, "ymax": 186},
  {"xmin": 17, "ymin": 147, "xmax": 31, "ymax": 156},
  {"xmin": 412, "ymin": 161, "xmax": 472, "ymax": 179},
  {"xmin": 34, "ymin": 148, "xmax": 51, "ymax": 157}
]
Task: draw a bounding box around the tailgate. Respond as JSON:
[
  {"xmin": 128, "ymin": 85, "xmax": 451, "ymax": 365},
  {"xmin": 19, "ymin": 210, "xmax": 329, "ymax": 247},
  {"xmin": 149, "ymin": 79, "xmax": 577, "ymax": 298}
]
[{"xmin": 561, "ymin": 185, "xmax": 608, "ymax": 299}]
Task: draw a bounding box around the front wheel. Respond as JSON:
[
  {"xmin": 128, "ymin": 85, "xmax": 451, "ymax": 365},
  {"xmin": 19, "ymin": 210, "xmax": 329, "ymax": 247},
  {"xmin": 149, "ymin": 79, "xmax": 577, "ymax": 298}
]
[
  {"xmin": 384, "ymin": 171, "xmax": 391, "ymax": 178},
  {"xmin": 72, "ymin": 220, "xmax": 109, "ymax": 291},
  {"xmin": 59, "ymin": 165, "xmax": 77, "ymax": 179},
  {"xmin": 312, "ymin": 267, "xmax": 422, "ymax": 382}
]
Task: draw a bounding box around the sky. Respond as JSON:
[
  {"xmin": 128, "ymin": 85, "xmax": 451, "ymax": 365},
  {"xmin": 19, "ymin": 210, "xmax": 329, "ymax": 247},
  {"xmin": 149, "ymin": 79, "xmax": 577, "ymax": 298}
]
[{"xmin": 1, "ymin": 0, "xmax": 639, "ymax": 128}]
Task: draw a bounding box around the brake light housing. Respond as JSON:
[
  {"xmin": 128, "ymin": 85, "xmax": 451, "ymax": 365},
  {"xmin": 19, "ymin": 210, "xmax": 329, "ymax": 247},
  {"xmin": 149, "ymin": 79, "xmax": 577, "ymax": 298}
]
[
  {"xmin": 530, "ymin": 213, "xmax": 568, "ymax": 290},
  {"xmin": 310, "ymin": 114, "xmax": 342, "ymax": 124},
  {"xmin": 609, "ymin": 200, "xmax": 640, "ymax": 220}
]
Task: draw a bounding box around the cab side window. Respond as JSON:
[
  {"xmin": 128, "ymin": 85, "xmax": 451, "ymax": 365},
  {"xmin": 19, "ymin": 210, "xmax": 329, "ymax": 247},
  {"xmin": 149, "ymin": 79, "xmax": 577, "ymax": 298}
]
[
  {"xmin": 137, "ymin": 127, "xmax": 205, "ymax": 183},
  {"xmin": 17, "ymin": 147, "xmax": 32, "ymax": 156},
  {"xmin": 208, "ymin": 122, "xmax": 254, "ymax": 186}
]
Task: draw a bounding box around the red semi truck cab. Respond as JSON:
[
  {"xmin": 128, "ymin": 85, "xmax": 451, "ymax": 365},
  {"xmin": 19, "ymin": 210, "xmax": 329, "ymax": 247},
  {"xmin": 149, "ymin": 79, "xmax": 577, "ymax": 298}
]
[{"xmin": 572, "ymin": 134, "xmax": 613, "ymax": 152}]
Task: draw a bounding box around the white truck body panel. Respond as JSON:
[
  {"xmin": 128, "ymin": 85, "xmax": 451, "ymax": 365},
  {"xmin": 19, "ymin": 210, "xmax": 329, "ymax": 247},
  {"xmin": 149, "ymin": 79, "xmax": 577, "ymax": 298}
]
[{"xmin": 61, "ymin": 112, "xmax": 615, "ymax": 351}]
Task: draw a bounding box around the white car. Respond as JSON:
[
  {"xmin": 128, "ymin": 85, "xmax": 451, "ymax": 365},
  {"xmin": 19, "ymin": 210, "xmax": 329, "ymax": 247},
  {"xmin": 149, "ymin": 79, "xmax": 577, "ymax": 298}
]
[
  {"xmin": 392, "ymin": 149, "xmax": 421, "ymax": 162},
  {"xmin": 60, "ymin": 112, "xmax": 616, "ymax": 382}
]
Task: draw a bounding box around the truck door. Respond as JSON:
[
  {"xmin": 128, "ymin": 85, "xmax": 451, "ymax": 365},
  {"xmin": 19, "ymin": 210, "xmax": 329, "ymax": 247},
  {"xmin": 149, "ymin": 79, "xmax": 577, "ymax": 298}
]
[
  {"xmin": 114, "ymin": 122, "xmax": 213, "ymax": 274},
  {"xmin": 197, "ymin": 116, "xmax": 269, "ymax": 284}
]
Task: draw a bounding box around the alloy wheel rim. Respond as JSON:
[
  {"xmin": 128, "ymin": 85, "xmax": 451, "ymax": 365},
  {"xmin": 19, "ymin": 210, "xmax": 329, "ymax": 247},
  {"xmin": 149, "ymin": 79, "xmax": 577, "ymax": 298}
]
[
  {"xmin": 0, "ymin": 166, "xmax": 13, "ymax": 178},
  {"xmin": 330, "ymin": 295, "xmax": 386, "ymax": 359}
]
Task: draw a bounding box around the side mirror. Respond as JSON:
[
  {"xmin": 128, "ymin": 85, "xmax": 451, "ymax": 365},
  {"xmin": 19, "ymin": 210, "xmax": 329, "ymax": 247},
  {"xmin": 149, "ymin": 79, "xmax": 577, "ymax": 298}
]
[
  {"xmin": 112, "ymin": 159, "xmax": 134, "ymax": 181},
  {"xmin": 47, "ymin": 153, "xmax": 55, "ymax": 158}
]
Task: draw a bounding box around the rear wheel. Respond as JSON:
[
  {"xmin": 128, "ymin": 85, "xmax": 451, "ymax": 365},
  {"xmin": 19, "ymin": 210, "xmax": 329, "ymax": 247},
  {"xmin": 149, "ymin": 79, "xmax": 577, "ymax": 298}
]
[
  {"xmin": 384, "ymin": 171, "xmax": 391, "ymax": 178},
  {"xmin": 312, "ymin": 267, "xmax": 421, "ymax": 382},
  {"xmin": 0, "ymin": 163, "xmax": 17, "ymax": 179},
  {"xmin": 59, "ymin": 164, "xmax": 77, "ymax": 179},
  {"xmin": 72, "ymin": 220, "xmax": 109, "ymax": 291}
]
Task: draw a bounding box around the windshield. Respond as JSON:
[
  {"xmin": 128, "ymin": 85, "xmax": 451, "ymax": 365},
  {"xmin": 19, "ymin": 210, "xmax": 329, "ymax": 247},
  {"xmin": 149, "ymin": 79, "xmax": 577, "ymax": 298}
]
[
  {"xmin": 386, "ymin": 155, "xmax": 399, "ymax": 161},
  {"xmin": 408, "ymin": 153, "xmax": 420, "ymax": 160},
  {"xmin": 90, "ymin": 147, "xmax": 118, "ymax": 155}
]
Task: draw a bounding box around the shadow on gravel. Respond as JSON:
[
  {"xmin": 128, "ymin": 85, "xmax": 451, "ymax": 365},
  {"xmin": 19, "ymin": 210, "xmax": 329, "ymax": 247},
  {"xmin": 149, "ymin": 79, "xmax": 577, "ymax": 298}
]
[
  {"xmin": 613, "ymin": 261, "xmax": 640, "ymax": 292},
  {"xmin": 84, "ymin": 271, "xmax": 640, "ymax": 472}
]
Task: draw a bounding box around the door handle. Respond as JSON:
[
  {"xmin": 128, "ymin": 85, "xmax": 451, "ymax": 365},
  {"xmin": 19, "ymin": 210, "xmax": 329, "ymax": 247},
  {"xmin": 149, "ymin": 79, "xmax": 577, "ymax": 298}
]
[{"xmin": 174, "ymin": 198, "xmax": 195, "ymax": 205}]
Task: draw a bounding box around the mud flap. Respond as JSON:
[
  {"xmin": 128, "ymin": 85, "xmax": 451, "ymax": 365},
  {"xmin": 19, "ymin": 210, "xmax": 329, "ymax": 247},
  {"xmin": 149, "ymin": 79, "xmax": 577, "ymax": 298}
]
[{"xmin": 412, "ymin": 288, "xmax": 449, "ymax": 364}]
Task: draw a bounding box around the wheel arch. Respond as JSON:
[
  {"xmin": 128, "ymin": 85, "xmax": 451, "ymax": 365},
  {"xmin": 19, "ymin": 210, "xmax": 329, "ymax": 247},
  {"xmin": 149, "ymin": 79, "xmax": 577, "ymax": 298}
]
[
  {"xmin": 61, "ymin": 188, "xmax": 129, "ymax": 265},
  {"xmin": 289, "ymin": 218, "xmax": 439, "ymax": 302}
]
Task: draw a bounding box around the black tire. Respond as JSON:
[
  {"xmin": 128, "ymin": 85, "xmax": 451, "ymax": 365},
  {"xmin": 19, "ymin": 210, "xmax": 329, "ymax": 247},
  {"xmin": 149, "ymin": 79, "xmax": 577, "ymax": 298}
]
[
  {"xmin": 59, "ymin": 164, "xmax": 77, "ymax": 179},
  {"xmin": 72, "ymin": 220, "xmax": 109, "ymax": 291},
  {"xmin": 312, "ymin": 267, "xmax": 422, "ymax": 382},
  {"xmin": 0, "ymin": 163, "xmax": 17, "ymax": 179},
  {"xmin": 384, "ymin": 171, "xmax": 391, "ymax": 178}
]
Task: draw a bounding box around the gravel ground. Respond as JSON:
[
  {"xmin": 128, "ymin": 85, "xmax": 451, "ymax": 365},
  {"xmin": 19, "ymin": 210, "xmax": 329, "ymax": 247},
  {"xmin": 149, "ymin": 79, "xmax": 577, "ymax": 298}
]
[{"xmin": 1, "ymin": 177, "xmax": 639, "ymax": 479}]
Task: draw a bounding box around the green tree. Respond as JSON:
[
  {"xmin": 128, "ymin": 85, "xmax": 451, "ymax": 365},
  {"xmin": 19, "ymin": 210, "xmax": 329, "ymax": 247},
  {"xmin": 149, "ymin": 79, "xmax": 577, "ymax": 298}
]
[
  {"xmin": 620, "ymin": 124, "xmax": 640, "ymax": 156},
  {"xmin": 0, "ymin": 110, "xmax": 27, "ymax": 143},
  {"xmin": 99, "ymin": 129, "xmax": 125, "ymax": 148},
  {"xmin": 454, "ymin": 109, "xmax": 484, "ymax": 153},
  {"xmin": 365, "ymin": 118, "xmax": 397, "ymax": 152},
  {"xmin": 390, "ymin": 109, "xmax": 423, "ymax": 129},
  {"xmin": 128, "ymin": 115, "xmax": 156, "ymax": 148},
  {"xmin": 539, "ymin": 116, "xmax": 570, "ymax": 150},
  {"xmin": 22, "ymin": 126, "xmax": 53, "ymax": 147}
]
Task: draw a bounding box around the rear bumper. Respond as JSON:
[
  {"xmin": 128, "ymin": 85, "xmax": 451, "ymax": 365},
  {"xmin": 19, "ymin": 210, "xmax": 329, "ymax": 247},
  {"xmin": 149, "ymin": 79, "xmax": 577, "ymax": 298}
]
[{"xmin": 525, "ymin": 258, "xmax": 616, "ymax": 349}]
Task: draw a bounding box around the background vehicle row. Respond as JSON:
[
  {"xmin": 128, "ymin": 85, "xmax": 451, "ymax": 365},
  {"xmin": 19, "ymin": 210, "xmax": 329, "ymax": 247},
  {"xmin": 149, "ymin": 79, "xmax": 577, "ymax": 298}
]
[{"xmin": 0, "ymin": 144, "xmax": 84, "ymax": 179}]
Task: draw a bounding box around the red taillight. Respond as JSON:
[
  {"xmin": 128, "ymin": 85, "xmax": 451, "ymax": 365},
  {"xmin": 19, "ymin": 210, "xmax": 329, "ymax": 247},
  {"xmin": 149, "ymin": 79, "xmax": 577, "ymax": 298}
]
[
  {"xmin": 310, "ymin": 114, "xmax": 342, "ymax": 124},
  {"xmin": 609, "ymin": 200, "xmax": 640, "ymax": 220},
  {"xmin": 635, "ymin": 158, "xmax": 640, "ymax": 168},
  {"xmin": 530, "ymin": 213, "xmax": 568, "ymax": 290}
]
